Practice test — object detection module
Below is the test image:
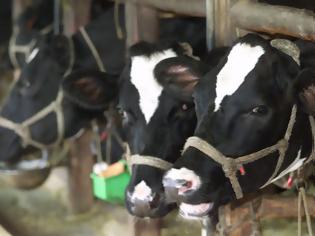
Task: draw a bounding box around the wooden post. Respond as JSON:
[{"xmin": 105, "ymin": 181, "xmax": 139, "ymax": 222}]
[
  {"xmin": 11, "ymin": 0, "xmax": 32, "ymax": 24},
  {"xmin": 128, "ymin": 215, "xmax": 161, "ymax": 236},
  {"xmin": 125, "ymin": 2, "xmax": 159, "ymax": 48},
  {"xmin": 62, "ymin": 0, "xmax": 91, "ymax": 35},
  {"xmin": 213, "ymin": 0, "xmax": 237, "ymax": 47},
  {"xmin": 68, "ymin": 131, "xmax": 94, "ymax": 214},
  {"xmin": 62, "ymin": 0, "xmax": 94, "ymax": 214}
]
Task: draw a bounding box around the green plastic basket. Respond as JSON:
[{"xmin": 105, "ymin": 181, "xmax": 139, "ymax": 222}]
[{"xmin": 91, "ymin": 160, "xmax": 130, "ymax": 204}]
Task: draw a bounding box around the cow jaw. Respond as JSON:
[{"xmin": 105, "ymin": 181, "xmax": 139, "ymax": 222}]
[{"xmin": 179, "ymin": 202, "xmax": 213, "ymax": 219}]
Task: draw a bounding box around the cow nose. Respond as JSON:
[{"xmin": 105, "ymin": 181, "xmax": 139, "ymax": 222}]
[
  {"xmin": 127, "ymin": 181, "xmax": 164, "ymax": 217},
  {"xmin": 163, "ymin": 168, "xmax": 201, "ymax": 199}
]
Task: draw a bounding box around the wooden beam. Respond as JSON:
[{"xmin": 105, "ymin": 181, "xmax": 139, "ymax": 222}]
[
  {"xmin": 117, "ymin": 0, "xmax": 206, "ymax": 17},
  {"xmin": 231, "ymin": 1, "xmax": 315, "ymax": 41}
]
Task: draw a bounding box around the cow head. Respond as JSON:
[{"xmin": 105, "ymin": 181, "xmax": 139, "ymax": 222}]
[
  {"xmin": 163, "ymin": 34, "xmax": 315, "ymax": 219},
  {"xmin": 0, "ymin": 35, "xmax": 118, "ymax": 163},
  {"xmin": 119, "ymin": 42, "xmax": 214, "ymax": 218}
]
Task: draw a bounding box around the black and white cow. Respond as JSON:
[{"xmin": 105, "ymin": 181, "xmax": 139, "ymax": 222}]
[
  {"xmin": 0, "ymin": 3, "xmax": 215, "ymax": 218},
  {"xmin": 163, "ymin": 33, "xmax": 315, "ymax": 219},
  {"xmin": 0, "ymin": 5, "xmax": 125, "ymax": 163}
]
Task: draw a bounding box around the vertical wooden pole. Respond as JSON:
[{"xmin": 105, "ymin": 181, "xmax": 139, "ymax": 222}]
[
  {"xmin": 128, "ymin": 216, "xmax": 161, "ymax": 236},
  {"xmin": 125, "ymin": 3, "xmax": 159, "ymax": 48},
  {"xmin": 62, "ymin": 0, "xmax": 91, "ymax": 35},
  {"xmin": 62, "ymin": 0, "xmax": 93, "ymax": 214},
  {"xmin": 68, "ymin": 131, "xmax": 94, "ymax": 214},
  {"xmin": 206, "ymin": 0, "xmax": 215, "ymax": 50},
  {"xmin": 11, "ymin": 0, "xmax": 32, "ymax": 24},
  {"xmin": 213, "ymin": 0, "xmax": 237, "ymax": 47}
]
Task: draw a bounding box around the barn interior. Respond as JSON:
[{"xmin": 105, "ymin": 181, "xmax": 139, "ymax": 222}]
[{"xmin": 0, "ymin": 0, "xmax": 314, "ymax": 236}]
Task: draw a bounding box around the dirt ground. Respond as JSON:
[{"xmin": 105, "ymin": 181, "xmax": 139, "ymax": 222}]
[
  {"xmin": 0, "ymin": 167, "xmax": 315, "ymax": 236},
  {"xmin": 0, "ymin": 167, "xmax": 202, "ymax": 236}
]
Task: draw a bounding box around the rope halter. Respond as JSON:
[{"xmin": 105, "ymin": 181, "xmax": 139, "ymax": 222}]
[
  {"xmin": 0, "ymin": 36, "xmax": 74, "ymax": 151},
  {"xmin": 123, "ymin": 143, "xmax": 173, "ymax": 173},
  {"xmin": 9, "ymin": 24, "xmax": 53, "ymax": 69},
  {"xmin": 182, "ymin": 105, "xmax": 307, "ymax": 199},
  {"xmin": 0, "ymin": 90, "xmax": 64, "ymax": 150}
]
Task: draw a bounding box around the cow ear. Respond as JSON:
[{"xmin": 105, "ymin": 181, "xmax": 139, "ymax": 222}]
[
  {"xmin": 62, "ymin": 70, "xmax": 119, "ymax": 111},
  {"xmin": 294, "ymin": 68, "xmax": 315, "ymax": 116},
  {"xmin": 154, "ymin": 56, "xmax": 207, "ymax": 97}
]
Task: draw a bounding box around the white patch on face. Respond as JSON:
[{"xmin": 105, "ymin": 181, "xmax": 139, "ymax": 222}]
[
  {"xmin": 214, "ymin": 43, "xmax": 265, "ymax": 111},
  {"xmin": 164, "ymin": 167, "xmax": 201, "ymax": 194},
  {"xmin": 26, "ymin": 47, "xmax": 39, "ymax": 63},
  {"xmin": 130, "ymin": 49, "xmax": 177, "ymax": 123},
  {"xmin": 132, "ymin": 180, "xmax": 153, "ymax": 201}
]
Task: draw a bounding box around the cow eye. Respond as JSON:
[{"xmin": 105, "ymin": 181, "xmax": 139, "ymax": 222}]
[{"xmin": 251, "ymin": 105, "xmax": 268, "ymax": 115}]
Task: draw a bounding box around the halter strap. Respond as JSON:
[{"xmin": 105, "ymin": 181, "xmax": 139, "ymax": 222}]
[
  {"xmin": 123, "ymin": 143, "xmax": 173, "ymax": 172},
  {"xmin": 9, "ymin": 24, "xmax": 54, "ymax": 69},
  {"xmin": 79, "ymin": 27, "xmax": 106, "ymax": 73},
  {"xmin": 183, "ymin": 105, "xmax": 301, "ymax": 199},
  {"xmin": 0, "ymin": 90, "xmax": 64, "ymax": 150}
]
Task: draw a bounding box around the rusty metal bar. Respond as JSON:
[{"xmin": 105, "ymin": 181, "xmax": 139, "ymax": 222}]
[{"xmin": 231, "ymin": 1, "xmax": 315, "ymax": 41}]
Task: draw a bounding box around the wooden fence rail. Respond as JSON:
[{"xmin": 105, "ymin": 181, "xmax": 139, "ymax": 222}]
[{"xmin": 231, "ymin": 1, "xmax": 315, "ymax": 41}]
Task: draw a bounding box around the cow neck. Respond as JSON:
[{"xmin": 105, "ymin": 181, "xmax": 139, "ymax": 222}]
[
  {"xmin": 123, "ymin": 143, "xmax": 173, "ymax": 173},
  {"xmin": 183, "ymin": 105, "xmax": 315, "ymax": 199},
  {"xmin": 0, "ymin": 37, "xmax": 74, "ymax": 151},
  {"xmin": 9, "ymin": 24, "xmax": 53, "ymax": 69}
]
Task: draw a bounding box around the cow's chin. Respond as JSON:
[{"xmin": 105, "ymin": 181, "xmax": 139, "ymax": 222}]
[{"xmin": 179, "ymin": 202, "xmax": 214, "ymax": 220}]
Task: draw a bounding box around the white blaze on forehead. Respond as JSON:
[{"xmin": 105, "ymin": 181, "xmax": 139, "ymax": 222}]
[
  {"xmin": 26, "ymin": 47, "xmax": 39, "ymax": 63},
  {"xmin": 214, "ymin": 43, "xmax": 265, "ymax": 111},
  {"xmin": 130, "ymin": 49, "xmax": 177, "ymax": 123},
  {"xmin": 132, "ymin": 180, "xmax": 153, "ymax": 201}
]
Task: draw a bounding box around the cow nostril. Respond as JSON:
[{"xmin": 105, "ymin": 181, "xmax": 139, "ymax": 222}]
[
  {"xmin": 163, "ymin": 178, "xmax": 192, "ymax": 189},
  {"xmin": 149, "ymin": 193, "xmax": 160, "ymax": 209}
]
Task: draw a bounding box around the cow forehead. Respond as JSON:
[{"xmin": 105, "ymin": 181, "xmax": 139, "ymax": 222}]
[
  {"xmin": 130, "ymin": 49, "xmax": 177, "ymax": 123},
  {"xmin": 214, "ymin": 43, "xmax": 265, "ymax": 111}
]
